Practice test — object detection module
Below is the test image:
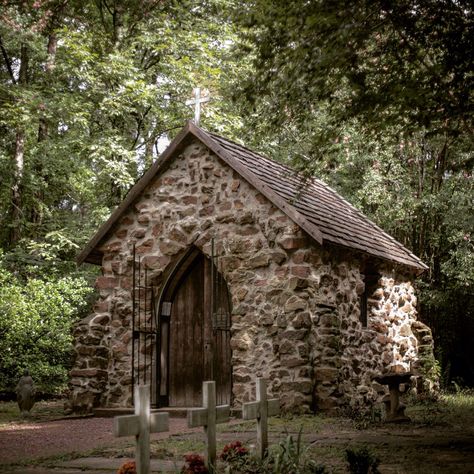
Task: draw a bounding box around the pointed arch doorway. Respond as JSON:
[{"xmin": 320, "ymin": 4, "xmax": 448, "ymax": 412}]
[{"xmin": 157, "ymin": 248, "xmax": 232, "ymax": 407}]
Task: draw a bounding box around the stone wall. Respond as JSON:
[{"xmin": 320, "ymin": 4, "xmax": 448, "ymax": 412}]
[{"xmin": 67, "ymin": 139, "xmax": 434, "ymax": 414}]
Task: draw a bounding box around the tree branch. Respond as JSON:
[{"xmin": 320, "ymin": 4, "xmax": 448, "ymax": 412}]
[
  {"xmin": 130, "ymin": 105, "xmax": 152, "ymax": 151},
  {"xmin": 102, "ymin": 0, "xmax": 113, "ymax": 16},
  {"xmin": 0, "ymin": 35, "xmax": 17, "ymax": 84}
]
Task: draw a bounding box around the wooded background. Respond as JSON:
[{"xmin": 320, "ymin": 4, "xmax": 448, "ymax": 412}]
[{"xmin": 0, "ymin": 0, "xmax": 472, "ymax": 394}]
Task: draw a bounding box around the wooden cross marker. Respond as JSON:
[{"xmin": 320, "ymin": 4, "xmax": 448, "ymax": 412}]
[
  {"xmin": 242, "ymin": 378, "xmax": 280, "ymax": 459},
  {"xmin": 114, "ymin": 385, "xmax": 169, "ymax": 474},
  {"xmin": 185, "ymin": 87, "xmax": 210, "ymax": 126},
  {"xmin": 188, "ymin": 381, "xmax": 230, "ymax": 472}
]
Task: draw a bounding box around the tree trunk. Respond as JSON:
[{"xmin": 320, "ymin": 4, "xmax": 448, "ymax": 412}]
[
  {"xmin": 10, "ymin": 130, "xmax": 25, "ymax": 245},
  {"xmin": 37, "ymin": 34, "xmax": 57, "ymax": 142},
  {"xmin": 9, "ymin": 43, "xmax": 28, "ymax": 245},
  {"xmin": 33, "ymin": 33, "xmax": 58, "ymax": 226},
  {"xmin": 40, "ymin": 34, "xmax": 57, "ymax": 133}
]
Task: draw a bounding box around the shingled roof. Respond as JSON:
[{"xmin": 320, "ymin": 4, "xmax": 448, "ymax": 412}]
[{"xmin": 78, "ymin": 121, "xmax": 427, "ymax": 272}]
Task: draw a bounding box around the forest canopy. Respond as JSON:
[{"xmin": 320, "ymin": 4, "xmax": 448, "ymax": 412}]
[
  {"xmin": 233, "ymin": 0, "xmax": 473, "ymax": 385},
  {"xmin": 0, "ymin": 0, "xmax": 472, "ymax": 392}
]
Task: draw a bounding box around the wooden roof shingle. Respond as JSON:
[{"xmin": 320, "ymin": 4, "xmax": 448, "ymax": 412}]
[{"xmin": 77, "ymin": 121, "xmax": 427, "ymax": 272}]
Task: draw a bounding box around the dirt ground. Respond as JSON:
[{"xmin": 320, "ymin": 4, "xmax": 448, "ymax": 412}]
[
  {"xmin": 0, "ymin": 415, "xmax": 194, "ymax": 464},
  {"xmin": 1, "ymin": 398, "xmax": 473, "ymax": 473}
]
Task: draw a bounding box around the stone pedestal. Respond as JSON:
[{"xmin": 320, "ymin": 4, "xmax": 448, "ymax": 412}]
[{"xmin": 376, "ymin": 372, "xmax": 412, "ymax": 422}]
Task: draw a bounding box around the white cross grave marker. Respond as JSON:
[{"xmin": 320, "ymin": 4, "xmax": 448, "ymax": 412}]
[
  {"xmin": 185, "ymin": 87, "xmax": 210, "ymax": 126},
  {"xmin": 188, "ymin": 381, "xmax": 230, "ymax": 472},
  {"xmin": 114, "ymin": 385, "xmax": 169, "ymax": 474},
  {"xmin": 242, "ymin": 378, "xmax": 280, "ymax": 459}
]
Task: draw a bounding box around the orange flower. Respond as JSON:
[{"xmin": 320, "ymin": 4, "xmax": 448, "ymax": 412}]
[{"xmin": 117, "ymin": 460, "xmax": 136, "ymax": 474}]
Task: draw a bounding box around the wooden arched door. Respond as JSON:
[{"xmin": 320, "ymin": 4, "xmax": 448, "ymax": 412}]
[{"xmin": 157, "ymin": 249, "xmax": 232, "ymax": 407}]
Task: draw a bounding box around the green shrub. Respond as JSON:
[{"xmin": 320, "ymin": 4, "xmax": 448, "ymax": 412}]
[
  {"xmin": 345, "ymin": 446, "xmax": 380, "ymax": 474},
  {"xmin": 0, "ymin": 261, "xmax": 93, "ymax": 394}
]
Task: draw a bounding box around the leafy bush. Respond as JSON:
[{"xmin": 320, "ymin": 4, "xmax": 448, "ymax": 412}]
[
  {"xmin": 345, "ymin": 446, "xmax": 380, "ymax": 474},
  {"xmin": 220, "ymin": 441, "xmax": 250, "ymax": 472},
  {"xmin": 0, "ymin": 256, "xmax": 93, "ymax": 394},
  {"xmin": 183, "ymin": 435, "xmax": 328, "ymax": 473},
  {"xmin": 219, "ymin": 434, "xmax": 327, "ymax": 473},
  {"xmin": 181, "ymin": 453, "xmax": 208, "ymax": 473},
  {"xmin": 338, "ymin": 405, "xmax": 382, "ymax": 430}
]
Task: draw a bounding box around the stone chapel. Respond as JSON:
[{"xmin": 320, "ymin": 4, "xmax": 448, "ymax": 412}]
[{"xmin": 67, "ymin": 121, "xmax": 435, "ymax": 414}]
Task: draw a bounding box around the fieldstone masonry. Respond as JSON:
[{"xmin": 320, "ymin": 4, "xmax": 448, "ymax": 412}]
[{"xmin": 67, "ymin": 139, "xmax": 436, "ymax": 414}]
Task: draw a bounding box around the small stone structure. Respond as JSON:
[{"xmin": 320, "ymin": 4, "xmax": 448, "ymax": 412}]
[{"xmin": 67, "ymin": 122, "xmax": 436, "ymax": 415}]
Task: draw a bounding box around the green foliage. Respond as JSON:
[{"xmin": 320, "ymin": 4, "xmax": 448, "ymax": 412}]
[
  {"xmin": 0, "ymin": 253, "xmax": 93, "ymax": 393},
  {"xmin": 257, "ymin": 431, "xmax": 328, "ymax": 474},
  {"xmin": 0, "ymin": 0, "xmax": 245, "ymax": 249},
  {"xmin": 237, "ymin": 0, "xmax": 472, "ymax": 139},
  {"xmin": 0, "ymin": 0, "xmax": 245, "ymax": 394},
  {"xmin": 345, "ymin": 446, "xmax": 380, "ymax": 474},
  {"xmin": 177, "ymin": 434, "xmax": 330, "ymax": 473},
  {"xmin": 203, "ymin": 434, "xmax": 331, "ymax": 473},
  {"xmin": 233, "ymin": 0, "xmax": 474, "ymax": 387}
]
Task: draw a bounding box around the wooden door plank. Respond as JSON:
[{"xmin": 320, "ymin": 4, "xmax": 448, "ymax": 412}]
[
  {"xmin": 189, "ymin": 259, "xmax": 203, "ymax": 406},
  {"xmin": 165, "ymin": 252, "xmax": 232, "ymax": 408},
  {"xmin": 168, "ymin": 255, "xmax": 206, "ymax": 407}
]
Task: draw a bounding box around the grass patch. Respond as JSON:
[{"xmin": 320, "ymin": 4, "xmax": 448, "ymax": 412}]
[
  {"xmin": 305, "ymin": 444, "xmax": 347, "ymax": 473},
  {"xmin": 268, "ymin": 414, "xmax": 334, "ymax": 433},
  {"xmin": 0, "ymin": 400, "xmax": 65, "ymax": 427},
  {"xmin": 222, "ymin": 414, "xmax": 333, "ymax": 435},
  {"xmin": 90, "ymin": 436, "xmax": 208, "ymax": 460},
  {"xmin": 440, "ymin": 389, "xmax": 474, "ymax": 427},
  {"xmin": 406, "ymin": 389, "xmax": 474, "ymax": 428},
  {"xmin": 88, "ymin": 442, "xmax": 134, "ymax": 459},
  {"xmin": 5, "ymin": 449, "xmax": 92, "ymax": 470},
  {"xmin": 150, "ymin": 437, "xmax": 207, "ymax": 459}
]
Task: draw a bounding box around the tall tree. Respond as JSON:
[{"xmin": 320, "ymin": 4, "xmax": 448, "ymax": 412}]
[
  {"xmin": 237, "ymin": 0, "xmax": 472, "ymax": 139},
  {"xmin": 0, "ymin": 0, "xmax": 244, "ymax": 393},
  {"xmin": 234, "ymin": 0, "xmax": 474, "ymax": 385},
  {"xmin": 0, "ymin": 0, "xmax": 241, "ymax": 251}
]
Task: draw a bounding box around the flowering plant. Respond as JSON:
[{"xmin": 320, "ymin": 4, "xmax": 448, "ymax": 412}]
[
  {"xmin": 181, "ymin": 453, "xmax": 209, "ymax": 473},
  {"xmin": 117, "ymin": 460, "xmax": 136, "ymax": 474},
  {"xmin": 220, "ymin": 441, "xmax": 249, "ymax": 462}
]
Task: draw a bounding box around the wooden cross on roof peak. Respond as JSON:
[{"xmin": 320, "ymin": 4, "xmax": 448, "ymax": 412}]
[{"xmin": 185, "ymin": 87, "xmax": 210, "ymax": 126}]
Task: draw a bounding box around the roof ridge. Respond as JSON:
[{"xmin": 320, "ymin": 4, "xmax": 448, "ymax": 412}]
[
  {"xmin": 207, "ymin": 130, "xmax": 304, "ymax": 177},
  {"xmin": 77, "ymin": 122, "xmax": 426, "ymax": 271}
]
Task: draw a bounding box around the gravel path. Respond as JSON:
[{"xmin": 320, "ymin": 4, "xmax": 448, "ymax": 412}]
[
  {"xmin": 0, "ymin": 416, "xmax": 192, "ymax": 464},
  {"xmin": 2, "ymin": 411, "xmax": 473, "ymax": 473}
]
